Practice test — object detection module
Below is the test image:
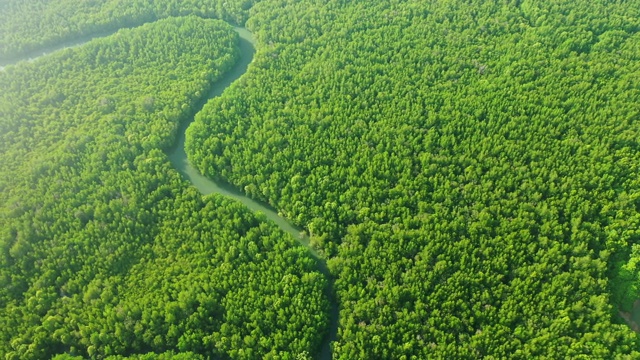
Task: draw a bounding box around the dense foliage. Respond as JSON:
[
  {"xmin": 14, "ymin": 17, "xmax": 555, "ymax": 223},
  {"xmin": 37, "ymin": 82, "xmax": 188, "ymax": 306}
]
[
  {"xmin": 5, "ymin": 0, "xmax": 640, "ymax": 358},
  {"xmin": 0, "ymin": 0, "xmax": 256, "ymax": 61},
  {"xmin": 186, "ymin": 0, "xmax": 640, "ymax": 357},
  {"xmin": 0, "ymin": 17, "xmax": 328, "ymax": 359}
]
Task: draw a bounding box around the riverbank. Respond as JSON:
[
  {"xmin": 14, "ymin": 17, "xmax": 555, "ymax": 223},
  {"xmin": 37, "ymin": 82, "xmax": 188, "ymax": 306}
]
[
  {"xmin": 167, "ymin": 26, "xmax": 338, "ymax": 360},
  {"xmin": 2, "ymin": 21, "xmax": 338, "ymax": 359}
]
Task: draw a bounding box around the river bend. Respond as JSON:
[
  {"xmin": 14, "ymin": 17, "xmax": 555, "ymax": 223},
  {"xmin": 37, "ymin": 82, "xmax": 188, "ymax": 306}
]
[{"xmin": 2, "ymin": 22, "xmax": 338, "ymax": 360}]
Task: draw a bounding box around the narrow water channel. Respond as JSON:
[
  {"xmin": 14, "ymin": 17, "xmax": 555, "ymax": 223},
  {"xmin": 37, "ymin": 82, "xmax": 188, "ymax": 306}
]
[
  {"xmin": 2, "ymin": 21, "xmax": 338, "ymax": 359},
  {"xmin": 167, "ymin": 27, "xmax": 339, "ymax": 360}
]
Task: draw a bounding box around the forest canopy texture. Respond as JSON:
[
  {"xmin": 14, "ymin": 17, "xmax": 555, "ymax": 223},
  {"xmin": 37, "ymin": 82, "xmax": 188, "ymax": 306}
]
[
  {"xmin": 2, "ymin": 0, "xmax": 640, "ymax": 359},
  {"xmin": 0, "ymin": 17, "xmax": 328, "ymax": 360}
]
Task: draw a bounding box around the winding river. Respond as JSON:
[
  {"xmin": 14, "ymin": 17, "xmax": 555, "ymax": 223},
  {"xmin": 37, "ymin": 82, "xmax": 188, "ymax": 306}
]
[
  {"xmin": 167, "ymin": 27, "xmax": 339, "ymax": 360},
  {"xmin": 2, "ymin": 23, "xmax": 338, "ymax": 359}
]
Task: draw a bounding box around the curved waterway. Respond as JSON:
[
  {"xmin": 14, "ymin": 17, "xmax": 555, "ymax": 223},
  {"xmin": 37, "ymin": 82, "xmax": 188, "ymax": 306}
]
[
  {"xmin": 0, "ymin": 28, "xmax": 123, "ymax": 71},
  {"xmin": 167, "ymin": 27, "xmax": 338, "ymax": 359},
  {"xmin": 3, "ymin": 23, "xmax": 338, "ymax": 359}
]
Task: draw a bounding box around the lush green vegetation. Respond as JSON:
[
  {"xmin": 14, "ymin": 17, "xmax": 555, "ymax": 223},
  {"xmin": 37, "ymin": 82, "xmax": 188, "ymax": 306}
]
[
  {"xmin": 4, "ymin": 0, "xmax": 640, "ymax": 358},
  {"xmin": 187, "ymin": 0, "xmax": 640, "ymax": 357},
  {"xmin": 0, "ymin": 0, "xmax": 254, "ymax": 61},
  {"xmin": 0, "ymin": 17, "xmax": 328, "ymax": 359}
]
